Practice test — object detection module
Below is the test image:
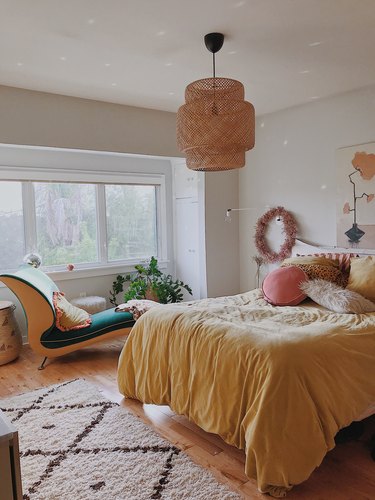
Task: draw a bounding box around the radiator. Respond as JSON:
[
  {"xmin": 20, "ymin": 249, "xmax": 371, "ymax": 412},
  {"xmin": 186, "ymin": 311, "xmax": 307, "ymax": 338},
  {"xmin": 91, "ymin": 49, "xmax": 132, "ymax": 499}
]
[{"xmin": 0, "ymin": 410, "xmax": 23, "ymax": 500}]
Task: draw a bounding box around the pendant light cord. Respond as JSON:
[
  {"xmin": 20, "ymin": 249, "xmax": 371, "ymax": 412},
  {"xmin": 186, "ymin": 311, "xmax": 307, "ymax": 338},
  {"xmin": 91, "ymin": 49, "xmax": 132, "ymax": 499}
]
[{"xmin": 212, "ymin": 53, "xmax": 217, "ymax": 113}]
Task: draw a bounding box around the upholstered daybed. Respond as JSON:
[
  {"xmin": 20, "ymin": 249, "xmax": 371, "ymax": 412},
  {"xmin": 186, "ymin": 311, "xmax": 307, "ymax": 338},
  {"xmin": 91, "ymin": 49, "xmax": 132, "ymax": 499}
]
[{"xmin": 0, "ymin": 266, "xmax": 135, "ymax": 368}]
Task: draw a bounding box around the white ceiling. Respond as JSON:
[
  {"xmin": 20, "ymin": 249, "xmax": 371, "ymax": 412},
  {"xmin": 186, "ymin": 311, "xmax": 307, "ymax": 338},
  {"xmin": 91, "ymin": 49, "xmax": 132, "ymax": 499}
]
[{"xmin": 1, "ymin": 0, "xmax": 375, "ymax": 116}]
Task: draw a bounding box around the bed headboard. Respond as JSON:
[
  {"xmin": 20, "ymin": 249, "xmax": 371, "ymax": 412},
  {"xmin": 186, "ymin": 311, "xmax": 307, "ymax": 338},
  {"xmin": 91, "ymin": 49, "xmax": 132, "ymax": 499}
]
[{"xmin": 293, "ymin": 239, "xmax": 375, "ymax": 258}]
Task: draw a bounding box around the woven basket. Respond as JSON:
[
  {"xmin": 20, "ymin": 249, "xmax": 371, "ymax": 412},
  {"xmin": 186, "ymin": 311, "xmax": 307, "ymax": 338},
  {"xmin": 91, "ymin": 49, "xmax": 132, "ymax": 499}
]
[{"xmin": 0, "ymin": 302, "xmax": 22, "ymax": 366}]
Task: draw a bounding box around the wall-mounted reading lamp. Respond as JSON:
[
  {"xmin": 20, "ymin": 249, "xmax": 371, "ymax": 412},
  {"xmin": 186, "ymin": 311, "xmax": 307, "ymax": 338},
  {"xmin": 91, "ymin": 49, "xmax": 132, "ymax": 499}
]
[
  {"xmin": 225, "ymin": 208, "xmax": 256, "ymax": 222},
  {"xmin": 225, "ymin": 206, "xmax": 274, "ymax": 223}
]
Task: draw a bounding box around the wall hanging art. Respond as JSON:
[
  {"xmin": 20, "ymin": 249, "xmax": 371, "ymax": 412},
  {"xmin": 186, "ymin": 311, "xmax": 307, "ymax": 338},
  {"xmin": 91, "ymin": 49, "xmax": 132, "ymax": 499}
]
[{"xmin": 337, "ymin": 142, "xmax": 375, "ymax": 249}]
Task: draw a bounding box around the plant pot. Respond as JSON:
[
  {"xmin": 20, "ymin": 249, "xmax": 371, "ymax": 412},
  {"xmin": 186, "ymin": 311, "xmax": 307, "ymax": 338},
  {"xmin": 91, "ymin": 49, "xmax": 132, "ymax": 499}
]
[{"xmin": 145, "ymin": 286, "xmax": 159, "ymax": 302}]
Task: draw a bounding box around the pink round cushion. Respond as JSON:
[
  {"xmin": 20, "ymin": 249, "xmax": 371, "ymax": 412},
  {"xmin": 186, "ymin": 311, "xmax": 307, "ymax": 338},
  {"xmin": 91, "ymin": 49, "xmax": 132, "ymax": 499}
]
[{"xmin": 262, "ymin": 266, "xmax": 308, "ymax": 306}]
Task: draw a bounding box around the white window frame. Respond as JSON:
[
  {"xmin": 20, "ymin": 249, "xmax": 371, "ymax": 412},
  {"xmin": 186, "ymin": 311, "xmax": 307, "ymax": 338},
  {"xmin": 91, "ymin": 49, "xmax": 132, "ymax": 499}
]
[{"xmin": 0, "ymin": 167, "xmax": 168, "ymax": 280}]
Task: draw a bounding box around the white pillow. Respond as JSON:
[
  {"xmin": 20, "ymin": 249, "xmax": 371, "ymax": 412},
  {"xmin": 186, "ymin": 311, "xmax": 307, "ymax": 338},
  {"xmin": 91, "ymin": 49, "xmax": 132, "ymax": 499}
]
[{"xmin": 300, "ymin": 279, "xmax": 375, "ymax": 314}]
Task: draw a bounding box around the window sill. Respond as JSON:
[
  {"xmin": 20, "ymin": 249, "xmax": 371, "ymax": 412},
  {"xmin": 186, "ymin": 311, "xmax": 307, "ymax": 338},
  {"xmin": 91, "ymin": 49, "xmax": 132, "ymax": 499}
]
[{"xmin": 0, "ymin": 261, "xmax": 169, "ymax": 286}]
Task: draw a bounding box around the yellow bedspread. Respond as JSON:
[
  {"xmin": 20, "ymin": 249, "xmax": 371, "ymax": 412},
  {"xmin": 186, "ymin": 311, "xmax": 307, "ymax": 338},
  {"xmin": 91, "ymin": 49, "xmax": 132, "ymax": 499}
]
[{"xmin": 117, "ymin": 290, "xmax": 375, "ymax": 497}]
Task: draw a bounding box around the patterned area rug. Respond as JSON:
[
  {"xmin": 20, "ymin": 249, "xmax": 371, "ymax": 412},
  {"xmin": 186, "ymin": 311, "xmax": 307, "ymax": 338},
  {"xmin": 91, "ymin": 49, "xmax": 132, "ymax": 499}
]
[{"xmin": 0, "ymin": 379, "xmax": 240, "ymax": 500}]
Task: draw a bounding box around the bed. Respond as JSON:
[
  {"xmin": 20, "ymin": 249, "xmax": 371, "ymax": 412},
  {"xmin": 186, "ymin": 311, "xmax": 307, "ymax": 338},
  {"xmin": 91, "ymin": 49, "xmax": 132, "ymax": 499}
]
[{"xmin": 117, "ymin": 287, "xmax": 375, "ymax": 497}]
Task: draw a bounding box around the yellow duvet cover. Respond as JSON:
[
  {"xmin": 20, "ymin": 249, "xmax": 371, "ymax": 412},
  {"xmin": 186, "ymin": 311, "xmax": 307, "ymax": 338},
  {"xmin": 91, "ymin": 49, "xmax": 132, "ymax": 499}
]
[{"xmin": 117, "ymin": 290, "xmax": 375, "ymax": 497}]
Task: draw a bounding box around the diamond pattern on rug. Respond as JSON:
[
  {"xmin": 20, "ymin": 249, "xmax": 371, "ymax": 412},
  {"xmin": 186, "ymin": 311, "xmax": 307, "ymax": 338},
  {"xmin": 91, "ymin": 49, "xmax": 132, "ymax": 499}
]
[
  {"xmin": 20, "ymin": 454, "xmax": 53, "ymax": 494},
  {"xmin": 35, "ymin": 450, "xmax": 177, "ymax": 500},
  {"xmin": 0, "ymin": 379, "xmax": 240, "ymax": 500},
  {"xmin": 81, "ymin": 406, "xmax": 172, "ymax": 449},
  {"xmin": 17, "ymin": 405, "xmax": 104, "ymax": 452}
]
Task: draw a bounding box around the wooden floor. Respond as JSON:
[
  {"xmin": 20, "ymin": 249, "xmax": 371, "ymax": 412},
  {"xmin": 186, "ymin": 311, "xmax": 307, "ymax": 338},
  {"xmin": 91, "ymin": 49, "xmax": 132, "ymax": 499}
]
[{"xmin": 0, "ymin": 339, "xmax": 374, "ymax": 500}]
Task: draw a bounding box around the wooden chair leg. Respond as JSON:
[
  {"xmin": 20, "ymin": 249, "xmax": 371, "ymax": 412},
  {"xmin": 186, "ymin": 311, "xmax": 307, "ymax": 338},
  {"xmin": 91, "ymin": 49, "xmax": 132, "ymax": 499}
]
[{"xmin": 38, "ymin": 357, "xmax": 48, "ymax": 370}]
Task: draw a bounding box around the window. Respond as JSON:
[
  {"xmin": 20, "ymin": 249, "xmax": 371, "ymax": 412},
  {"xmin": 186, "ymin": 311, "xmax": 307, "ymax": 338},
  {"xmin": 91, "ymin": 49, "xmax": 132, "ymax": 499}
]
[
  {"xmin": 0, "ymin": 176, "xmax": 165, "ymax": 273},
  {"xmin": 35, "ymin": 183, "xmax": 98, "ymax": 266},
  {"xmin": 0, "ymin": 182, "xmax": 25, "ymax": 271},
  {"xmin": 106, "ymin": 184, "xmax": 157, "ymax": 261}
]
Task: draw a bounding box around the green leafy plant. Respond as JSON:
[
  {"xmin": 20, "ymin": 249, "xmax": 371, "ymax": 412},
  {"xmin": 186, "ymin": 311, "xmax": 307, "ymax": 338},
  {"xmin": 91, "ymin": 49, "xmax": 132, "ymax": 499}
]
[
  {"xmin": 109, "ymin": 256, "xmax": 192, "ymax": 306},
  {"xmin": 109, "ymin": 274, "xmax": 126, "ymax": 307}
]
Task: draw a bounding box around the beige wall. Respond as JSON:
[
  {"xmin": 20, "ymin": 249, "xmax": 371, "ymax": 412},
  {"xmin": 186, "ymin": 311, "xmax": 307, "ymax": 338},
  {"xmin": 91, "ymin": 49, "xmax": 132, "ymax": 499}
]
[
  {"xmin": 0, "ymin": 85, "xmax": 180, "ymax": 157},
  {"xmin": 205, "ymin": 170, "xmax": 240, "ymax": 297}
]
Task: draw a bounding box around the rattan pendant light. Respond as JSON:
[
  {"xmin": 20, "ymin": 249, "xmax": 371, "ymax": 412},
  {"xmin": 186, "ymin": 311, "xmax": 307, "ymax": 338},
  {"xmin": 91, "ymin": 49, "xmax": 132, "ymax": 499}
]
[{"xmin": 177, "ymin": 33, "xmax": 255, "ymax": 172}]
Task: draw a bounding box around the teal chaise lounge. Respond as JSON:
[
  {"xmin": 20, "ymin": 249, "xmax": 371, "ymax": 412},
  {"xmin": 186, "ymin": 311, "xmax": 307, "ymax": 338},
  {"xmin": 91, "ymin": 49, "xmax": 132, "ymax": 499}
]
[{"xmin": 0, "ymin": 266, "xmax": 135, "ymax": 369}]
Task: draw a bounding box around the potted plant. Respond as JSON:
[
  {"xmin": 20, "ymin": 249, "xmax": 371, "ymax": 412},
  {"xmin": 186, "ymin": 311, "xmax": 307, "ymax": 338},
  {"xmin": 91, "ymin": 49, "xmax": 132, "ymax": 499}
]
[{"xmin": 109, "ymin": 256, "xmax": 192, "ymax": 306}]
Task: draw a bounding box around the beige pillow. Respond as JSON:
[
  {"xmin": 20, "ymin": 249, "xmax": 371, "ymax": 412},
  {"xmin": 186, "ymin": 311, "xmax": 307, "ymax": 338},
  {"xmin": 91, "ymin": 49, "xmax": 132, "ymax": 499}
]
[
  {"xmin": 300, "ymin": 279, "xmax": 375, "ymax": 314},
  {"xmin": 53, "ymin": 292, "xmax": 92, "ymax": 331},
  {"xmin": 116, "ymin": 299, "xmax": 160, "ymax": 320},
  {"xmin": 347, "ymin": 256, "xmax": 375, "ymax": 301},
  {"xmin": 282, "ymin": 256, "xmax": 339, "ymax": 268}
]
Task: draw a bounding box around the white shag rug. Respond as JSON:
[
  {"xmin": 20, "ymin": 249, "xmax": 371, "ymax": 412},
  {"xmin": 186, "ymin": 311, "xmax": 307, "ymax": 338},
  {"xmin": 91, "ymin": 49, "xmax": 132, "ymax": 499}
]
[{"xmin": 0, "ymin": 379, "xmax": 241, "ymax": 500}]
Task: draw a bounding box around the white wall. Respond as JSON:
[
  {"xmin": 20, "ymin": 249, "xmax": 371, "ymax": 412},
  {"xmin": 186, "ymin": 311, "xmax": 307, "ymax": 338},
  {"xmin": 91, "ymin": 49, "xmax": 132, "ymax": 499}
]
[
  {"xmin": 239, "ymin": 85, "xmax": 375, "ymax": 291},
  {"xmin": 172, "ymin": 160, "xmax": 204, "ymax": 300}
]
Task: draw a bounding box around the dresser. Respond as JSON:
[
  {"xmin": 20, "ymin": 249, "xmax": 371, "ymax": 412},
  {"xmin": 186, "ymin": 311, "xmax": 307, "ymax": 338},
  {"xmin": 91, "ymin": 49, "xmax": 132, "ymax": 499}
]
[{"xmin": 0, "ymin": 410, "xmax": 23, "ymax": 499}]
